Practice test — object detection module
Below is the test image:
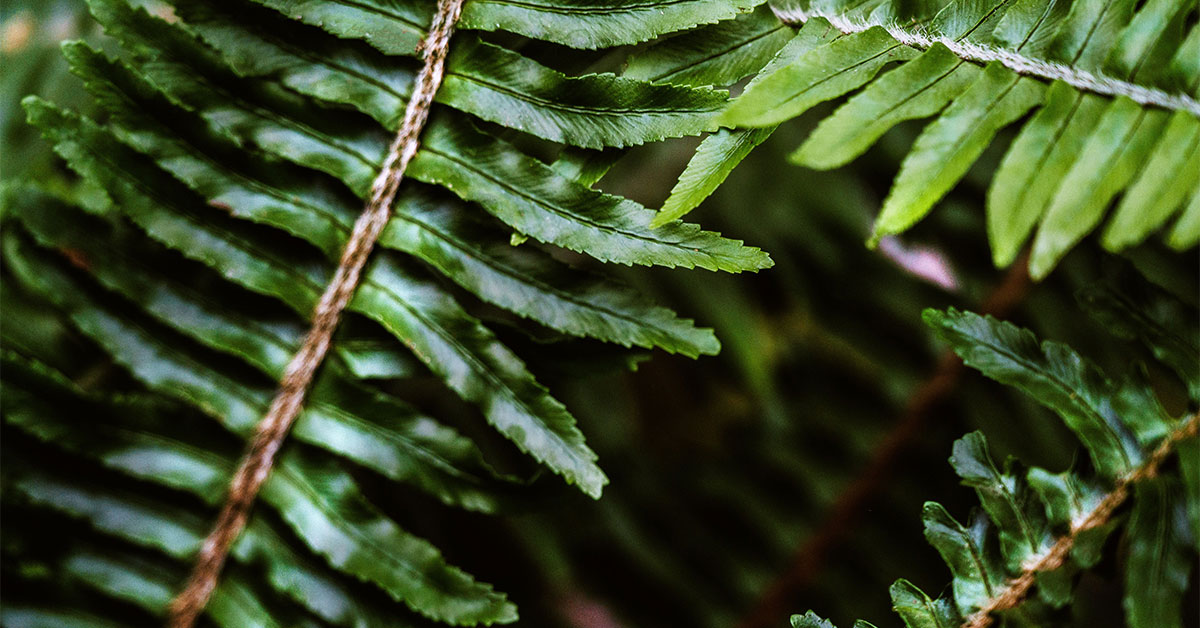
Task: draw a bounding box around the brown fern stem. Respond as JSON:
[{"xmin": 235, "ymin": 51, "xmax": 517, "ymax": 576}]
[
  {"xmin": 963, "ymin": 411, "xmax": 1200, "ymax": 628},
  {"xmin": 164, "ymin": 1, "xmax": 465, "ymax": 625}
]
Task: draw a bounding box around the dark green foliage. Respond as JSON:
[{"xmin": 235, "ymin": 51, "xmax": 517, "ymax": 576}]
[
  {"xmin": 791, "ymin": 295, "xmax": 1199, "ymax": 628},
  {"xmin": 1, "ymin": 0, "xmax": 772, "ymax": 624},
  {"xmin": 4, "ymin": 0, "xmax": 1200, "ymax": 626},
  {"xmin": 672, "ymin": 0, "xmax": 1200, "ymax": 278}
]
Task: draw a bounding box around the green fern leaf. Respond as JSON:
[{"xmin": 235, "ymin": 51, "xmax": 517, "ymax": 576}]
[
  {"xmin": 1028, "ymin": 97, "xmax": 1169, "ymax": 277},
  {"xmin": 1102, "ymin": 111, "xmax": 1200, "ymax": 251},
  {"xmin": 950, "ymin": 432, "xmax": 1050, "ymax": 570},
  {"xmin": 719, "ymin": 26, "xmax": 917, "ymax": 127},
  {"xmin": 6, "ymin": 187, "xmax": 516, "ymax": 510},
  {"xmin": 26, "ymin": 97, "xmax": 609, "ymax": 497},
  {"xmin": 653, "ymin": 18, "xmax": 843, "ymax": 223},
  {"xmin": 61, "ymin": 40, "xmax": 721, "ymax": 357},
  {"xmin": 889, "ymin": 580, "xmax": 957, "ymax": 628},
  {"xmin": 987, "ymin": 83, "xmax": 1108, "ymax": 267},
  {"xmin": 653, "ymin": 126, "xmax": 775, "ymax": 227},
  {"xmin": 924, "ymin": 307, "xmax": 1142, "ymax": 480},
  {"xmin": 80, "ymin": 0, "xmax": 769, "ymax": 272},
  {"xmin": 707, "ymin": 0, "xmax": 1200, "ymax": 278},
  {"xmin": 1077, "ymin": 280, "xmax": 1200, "ymax": 401},
  {"xmin": 2, "ymin": 606, "xmax": 129, "ymax": 628},
  {"xmin": 174, "ymin": 0, "xmax": 731, "ymax": 148},
  {"xmin": 1124, "ymin": 478, "xmax": 1193, "ymax": 628},
  {"xmin": 872, "ymin": 63, "xmax": 1045, "ymax": 247},
  {"xmin": 1169, "ymin": 190, "xmax": 1200, "ymax": 249},
  {"xmin": 248, "ymin": 0, "xmax": 430, "ymax": 56},
  {"xmin": 8, "ymin": 467, "xmax": 398, "ymax": 627},
  {"xmin": 921, "ymin": 505, "xmax": 1004, "ymax": 615},
  {"xmin": 789, "ymin": 297, "xmax": 1199, "ymax": 628},
  {"xmin": 458, "ymin": 0, "xmax": 766, "ymax": 49},
  {"xmin": 790, "ymin": 43, "xmax": 980, "ymax": 171},
  {"xmin": 2, "ymin": 0, "xmax": 772, "ymax": 622},
  {"xmin": 625, "ymin": 4, "xmax": 794, "ymax": 88},
  {"xmin": 3, "ymin": 355, "xmax": 515, "ymax": 624}
]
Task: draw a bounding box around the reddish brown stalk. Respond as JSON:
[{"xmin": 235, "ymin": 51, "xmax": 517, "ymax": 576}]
[
  {"xmin": 737, "ymin": 253, "xmax": 1032, "ymax": 628},
  {"xmin": 164, "ymin": 1, "xmax": 465, "ymax": 625},
  {"xmin": 963, "ymin": 412, "xmax": 1200, "ymax": 628}
]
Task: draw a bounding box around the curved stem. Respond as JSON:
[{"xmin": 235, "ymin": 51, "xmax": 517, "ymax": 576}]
[
  {"xmin": 165, "ymin": 1, "xmax": 466, "ymax": 625},
  {"xmin": 964, "ymin": 412, "xmax": 1200, "ymax": 628}
]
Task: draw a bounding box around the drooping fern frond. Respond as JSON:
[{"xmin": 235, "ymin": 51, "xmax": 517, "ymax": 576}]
[
  {"xmin": 661, "ymin": 0, "xmax": 1200, "ymax": 278},
  {"xmin": 4, "ymin": 347, "xmax": 512, "ymax": 627},
  {"xmin": 1, "ymin": 0, "xmax": 773, "ymax": 624},
  {"xmin": 788, "ymin": 287, "xmax": 1200, "ymax": 628}
]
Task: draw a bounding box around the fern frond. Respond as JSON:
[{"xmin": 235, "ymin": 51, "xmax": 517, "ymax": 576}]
[
  {"xmin": 177, "ymin": 0, "xmax": 733, "ymax": 149},
  {"xmin": 2, "ymin": 0, "xmax": 772, "ymax": 623},
  {"xmin": 3, "ymin": 351, "xmax": 516, "ymax": 624},
  {"xmin": 5, "ymin": 187, "xmax": 516, "ymax": 509},
  {"xmin": 789, "ymin": 293, "xmax": 1200, "ymax": 628},
  {"xmin": 677, "ymin": 0, "xmax": 1199, "ymax": 278}
]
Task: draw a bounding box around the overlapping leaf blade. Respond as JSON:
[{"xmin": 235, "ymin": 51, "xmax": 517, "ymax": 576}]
[
  {"xmin": 1124, "ymin": 478, "xmax": 1194, "ymax": 628},
  {"xmin": 699, "ymin": 0, "xmax": 1200, "ymax": 278},
  {"xmin": 82, "ymin": 0, "xmax": 770, "ymax": 272},
  {"xmin": 24, "ymin": 97, "xmax": 609, "ymax": 498},
  {"xmin": 2, "ymin": 0, "xmax": 769, "ymax": 624},
  {"xmin": 2, "ymin": 353, "xmax": 514, "ymax": 624},
  {"xmin": 174, "ymin": 0, "xmax": 731, "ymax": 148},
  {"xmin": 625, "ymin": 4, "xmax": 794, "ymax": 88},
  {"xmin": 790, "ymin": 300, "xmax": 1199, "ymax": 628},
  {"xmin": 652, "ymin": 18, "xmax": 843, "ymax": 223},
  {"xmin": 925, "ymin": 308, "xmax": 1142, "ymax": 480},
  {"xmin": 458, "ymin": 0, "xmax": 765, "ymax": 49},
  {"xmin": 5, "ymin": 185, "xmax": 516, "ymax": 512},
  {"xmin": 60, "ymin": 39, "xmax": 720, "ymax": 357}
]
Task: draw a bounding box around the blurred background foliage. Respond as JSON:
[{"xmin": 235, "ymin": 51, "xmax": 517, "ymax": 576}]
[{"xmin": 2, "ymin": 2, "xmax": 1197, "ymax": 627}]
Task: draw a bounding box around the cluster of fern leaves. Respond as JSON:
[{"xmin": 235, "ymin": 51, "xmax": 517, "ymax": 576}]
[
  {"xmin": 2, "ymin": 0, "xmax": 773, "ymax": 624},
  {"xmin": 666, "ymin": 0, "xmax": 1200, "ymax": 278},
  {"xmin": 3, "ymin": 0, "xmax": 1199, "ymax": 626},
  {"xmin": 793, "ymin": 283, "xmax": 1199, "ymax": 628}
]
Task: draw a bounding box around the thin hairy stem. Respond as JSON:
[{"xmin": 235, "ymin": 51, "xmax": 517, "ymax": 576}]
[
  {"xmin": 773, "ymin": 5, "xmax": 1200, "ymax": 116},
  {"xmin": 165, "ymin": 1, "xmax": 465, "ymax": 625},
  {"xmin": 963, "ymin": 412, "xmax": 1200, "ymax": 628}
]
